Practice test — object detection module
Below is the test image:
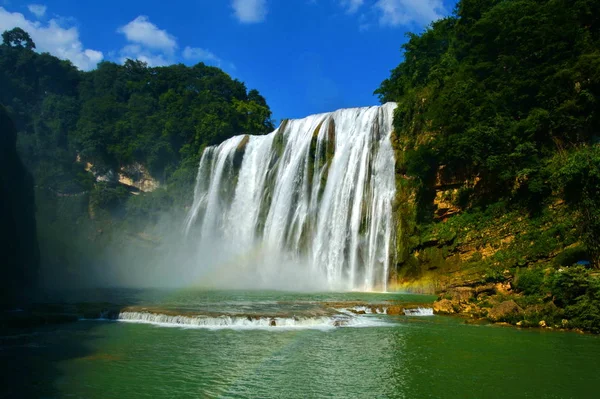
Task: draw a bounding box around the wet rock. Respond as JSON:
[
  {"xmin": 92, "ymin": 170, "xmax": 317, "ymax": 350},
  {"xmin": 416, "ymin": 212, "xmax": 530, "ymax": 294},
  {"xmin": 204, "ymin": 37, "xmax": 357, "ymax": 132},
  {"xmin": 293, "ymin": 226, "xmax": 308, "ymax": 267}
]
[
  {"xmin": 233, "ymin": 135, "xmax": 250, "ymax": 169},
  {"xmin": 385, "ymin": 306, "xmax": 403, "ymax": 315},
  {"xmin": 487, "ymin": 300, "xmax": 523, "ymax": 322},
  {"xmin": 433, "ymin": 299, "xmax": 456, "ymax": 314},
  {"xmin": 269, "ymin": 319, "xmax": 276, "ymax": 327}
]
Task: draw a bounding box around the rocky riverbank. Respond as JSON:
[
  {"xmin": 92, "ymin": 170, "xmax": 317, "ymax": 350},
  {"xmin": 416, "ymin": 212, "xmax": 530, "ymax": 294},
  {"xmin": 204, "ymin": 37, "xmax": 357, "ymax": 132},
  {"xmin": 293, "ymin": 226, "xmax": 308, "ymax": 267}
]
[{"xmin": 430, "ymin": 276, "xmax": 593, "ymax": 333}]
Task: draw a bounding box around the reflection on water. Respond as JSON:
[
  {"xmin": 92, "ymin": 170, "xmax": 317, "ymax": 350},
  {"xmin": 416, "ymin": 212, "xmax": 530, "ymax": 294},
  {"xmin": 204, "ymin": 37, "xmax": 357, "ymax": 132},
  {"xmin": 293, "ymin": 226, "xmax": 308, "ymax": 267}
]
[{"xmin": 2, "ymin": 290, "xmax": 599, "ymax": 398}]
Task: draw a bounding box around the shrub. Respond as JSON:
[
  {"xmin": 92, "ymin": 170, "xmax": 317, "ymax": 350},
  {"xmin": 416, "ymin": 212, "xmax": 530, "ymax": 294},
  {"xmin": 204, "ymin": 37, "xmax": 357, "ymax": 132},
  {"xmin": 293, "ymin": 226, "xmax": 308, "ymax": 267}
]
[
  {"xmin": 551, "ymin": 266, "xmax": 591, "ymax": 307},
  {"xmin": 554, "ymin": 246, "xmax": 590, "ymax": 267},
  {"xmin": 514, "ymin": 267, "xmax": 545, "ymax": 296}
]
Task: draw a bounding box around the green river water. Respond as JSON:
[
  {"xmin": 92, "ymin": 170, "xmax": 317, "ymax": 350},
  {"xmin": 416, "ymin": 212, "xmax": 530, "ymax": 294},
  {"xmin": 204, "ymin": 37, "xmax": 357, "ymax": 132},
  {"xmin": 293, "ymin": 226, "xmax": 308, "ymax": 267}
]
[{"xmin": 1, "ymin": 290, "xmax": 599, "ymax": 398}]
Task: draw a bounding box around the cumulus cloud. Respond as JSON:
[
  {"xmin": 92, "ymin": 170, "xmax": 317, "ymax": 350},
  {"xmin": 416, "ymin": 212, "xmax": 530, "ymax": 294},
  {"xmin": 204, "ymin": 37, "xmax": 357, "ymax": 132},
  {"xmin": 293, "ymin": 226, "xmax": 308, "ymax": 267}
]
[
  {"xmin": 183, "ymin": 46, "xmax": 235, "ymax": 70},
  {"xmin": 339, "ymin": 0, "xmax": 364, "ymax": 14},
  {"xmin": 231, "ymin": 0, "xmax": 267, "ymax": 23},
  {"xmin": 27, "ymin": 3, "xmax": 46, "ymax": 18},
  {"xmin": 117, "ymin": 16, "xmax": 179, "ymax": 66},
  {"xmin": 183, "ymin": 46, "xmax": 220, "ymax": 63},
  {"xmin": 119, "ymin": 44, "xmax": 171, "ymax": 67},
  {"xmin": 0, "ymin": 7, "xmax": 103, "ymax": 70},
  {"xmin": 117, "ymin": 15, "xmax": 177, "ymax": 54},
  {"xmin": 375, "ymin": 0, "xmax": 445, "ymax": 27}
]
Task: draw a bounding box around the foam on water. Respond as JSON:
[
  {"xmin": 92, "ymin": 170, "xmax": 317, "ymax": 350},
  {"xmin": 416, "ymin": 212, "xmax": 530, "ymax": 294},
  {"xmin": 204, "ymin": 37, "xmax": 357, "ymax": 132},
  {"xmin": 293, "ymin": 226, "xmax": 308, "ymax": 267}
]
[{"xmin": 114, "ymin": 311, "xmax": 391, "ymax": 331}]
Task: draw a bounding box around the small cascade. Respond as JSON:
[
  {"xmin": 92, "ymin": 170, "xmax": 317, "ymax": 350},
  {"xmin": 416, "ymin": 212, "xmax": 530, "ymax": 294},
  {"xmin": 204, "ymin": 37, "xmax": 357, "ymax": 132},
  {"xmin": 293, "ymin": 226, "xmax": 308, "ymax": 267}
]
[
  {"xmin": 403, "ymin": 308, "xmax": 434, "ymax": 316},
  {"xmin": 184, "ymin": 103, "xmax": 397, "ymax": 291},
  {"xmin": 115, "ymin": 311, "xmax": 390, "ymax": 330}
]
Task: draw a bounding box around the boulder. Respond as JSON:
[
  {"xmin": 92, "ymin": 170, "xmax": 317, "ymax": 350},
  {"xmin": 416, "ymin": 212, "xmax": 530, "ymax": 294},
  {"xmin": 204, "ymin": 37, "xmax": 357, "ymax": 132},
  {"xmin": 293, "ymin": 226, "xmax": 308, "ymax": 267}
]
[
  {"xmin": 475, "ymin": 284, "xmax": 496, "ymax": 295},
  {"xmin": 487, "ymin": 300, "xmax": 523, "ymax": 322},
  {"xmin": 433, "ymin": 299, "xmax": 456, "ymax": 314},
  {"xmin": 494, "ymin": 282, "xmax": 512, "ymax": 295},
  {"xmin": 448, "ymin": 287, "xmax": 474, "ymax": 303}
]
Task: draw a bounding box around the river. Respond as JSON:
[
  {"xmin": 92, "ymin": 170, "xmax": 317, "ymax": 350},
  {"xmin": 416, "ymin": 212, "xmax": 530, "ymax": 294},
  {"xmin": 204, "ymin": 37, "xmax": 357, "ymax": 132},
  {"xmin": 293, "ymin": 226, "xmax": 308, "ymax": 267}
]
[{"xmin": 1, "ymin": 289, "xmax": 598, "ymax": 398}]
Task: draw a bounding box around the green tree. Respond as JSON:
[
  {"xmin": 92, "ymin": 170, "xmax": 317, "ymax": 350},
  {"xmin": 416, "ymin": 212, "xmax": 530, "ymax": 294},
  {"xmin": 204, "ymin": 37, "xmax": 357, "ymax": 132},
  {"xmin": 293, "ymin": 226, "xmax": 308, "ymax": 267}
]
[
  {"xmin": 552, "ymin": 146, "xmax": 600, "ymax": 268},
  {"xmin": 2, "ymin": 27, "xmax": 35, "ymax": 50}
]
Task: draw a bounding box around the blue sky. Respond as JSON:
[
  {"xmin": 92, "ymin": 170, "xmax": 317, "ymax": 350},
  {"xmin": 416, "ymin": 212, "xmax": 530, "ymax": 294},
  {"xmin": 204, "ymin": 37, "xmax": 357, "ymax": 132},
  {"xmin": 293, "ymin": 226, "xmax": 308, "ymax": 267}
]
[{"xmin": 0, "ymin": 0, "xmax": 458, "ymax": 122}]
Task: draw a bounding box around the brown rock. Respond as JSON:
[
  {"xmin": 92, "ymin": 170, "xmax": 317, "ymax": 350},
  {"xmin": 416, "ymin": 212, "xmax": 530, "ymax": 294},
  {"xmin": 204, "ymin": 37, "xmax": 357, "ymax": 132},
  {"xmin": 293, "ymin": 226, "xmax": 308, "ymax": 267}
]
[
  {"xmin": 487, "ymin": 300, "xmax": 523, "ymax": 322},
  {"xmin": 494, "ymin": 282, "xmax": 512, "ymax": 295},
  {"xmin": 448, "ymin": 287, "xmax": 474, "ymax": 303},
  {"xmin": 386, "ymin": 306, "xmax": 403, "ymax": 315},
  {"xmin": 475, "ymin": 284, "xmax": 496, "ymax": 295},
  {"xmin": 433, "ymin": 299, "xmax": 456, "ymax": 314}
]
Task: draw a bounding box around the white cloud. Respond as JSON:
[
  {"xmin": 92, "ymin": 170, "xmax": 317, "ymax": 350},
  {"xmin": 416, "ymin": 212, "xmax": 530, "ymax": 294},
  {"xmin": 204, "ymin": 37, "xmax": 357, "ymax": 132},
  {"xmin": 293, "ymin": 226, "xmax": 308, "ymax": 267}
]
[
  {"xmin": 117, "ymin": 16, "xmax": 177, "ymax": 54},
  {"xmin": 27, "ymin": 4, "xmax": 46, "ymax": 18},
  {"xmin": 183, "ymin": 46, "xmax": 219, "ymax": 63},
  {"xmin": 375, "ymin": 0, "xmax": 445, "ymax": 27},
  {"xmin": 183, "ymin": 46, "xmax": 235, "ymax": 70},
  {"xmin": 117, "ymin": 16, "xmax": 178, "ymax": 66},
  {"xmin": 0, "ymin": 7, "xmax": 103, "ymax": 70},
  {"xmin": 339, "ymin": 0, "xmax": 363, "ymax": 14},
  {"xmin": 231, "ymin": 0, "xmax": 267, "ymax": 23},
  {"xmin": 119, "ymin": 44, "xmax": 170, "ymax": 67}
]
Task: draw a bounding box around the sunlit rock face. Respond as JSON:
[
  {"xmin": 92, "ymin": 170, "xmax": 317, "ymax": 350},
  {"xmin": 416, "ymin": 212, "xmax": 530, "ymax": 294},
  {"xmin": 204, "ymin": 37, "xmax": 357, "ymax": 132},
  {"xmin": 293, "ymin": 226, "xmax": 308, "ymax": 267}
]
[{"xmin": 185, "ymin": 103, "xmax": 397, "ymax": 291}]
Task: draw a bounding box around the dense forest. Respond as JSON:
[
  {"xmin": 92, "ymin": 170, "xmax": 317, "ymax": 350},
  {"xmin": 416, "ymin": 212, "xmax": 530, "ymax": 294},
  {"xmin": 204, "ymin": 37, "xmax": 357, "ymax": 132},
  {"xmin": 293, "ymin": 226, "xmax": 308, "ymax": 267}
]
[
  {"xmin": 377, "ymin": 0, "xmax": 600, "ymax": 332},
  {"xmin": 0, "ymin": 27, "xmax": 275, "ymax": 291},
  {"xmin": 1, "ymin": 27, "xmax": 273, "ymax": 201}
]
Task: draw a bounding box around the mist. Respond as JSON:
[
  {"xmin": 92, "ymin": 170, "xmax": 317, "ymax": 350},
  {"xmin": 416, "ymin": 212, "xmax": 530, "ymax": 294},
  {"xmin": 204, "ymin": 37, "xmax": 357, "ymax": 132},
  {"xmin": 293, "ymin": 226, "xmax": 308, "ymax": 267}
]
[{"xmin": 38, "ymin": 205, "xmax": 335, "ymax": 293}]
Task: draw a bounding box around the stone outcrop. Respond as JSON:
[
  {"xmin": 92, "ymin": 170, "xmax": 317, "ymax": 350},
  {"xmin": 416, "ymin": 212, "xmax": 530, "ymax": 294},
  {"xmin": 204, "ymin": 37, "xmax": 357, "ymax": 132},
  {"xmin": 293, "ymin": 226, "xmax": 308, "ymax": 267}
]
[
  {"xmin": 487, "ymin": 300, "xmax": 523, "ymax": 322},
  {"xmin": 433, "ymin": 299, "xmax": 456, "ymax": 314},
  {"xmin": 118, "ymin": 163, "xmax": 160, "ymax": 193},
  {"xmin": 80, "ymin": 157, "xmax": 160, "ymax": 193}
]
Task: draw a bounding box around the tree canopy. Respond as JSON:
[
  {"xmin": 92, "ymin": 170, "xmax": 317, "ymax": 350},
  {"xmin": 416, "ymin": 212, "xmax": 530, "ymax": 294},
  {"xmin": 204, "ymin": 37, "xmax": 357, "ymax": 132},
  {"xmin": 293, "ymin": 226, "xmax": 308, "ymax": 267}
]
[
  {"xmin": 0, "ymin": 31, "xmax": 274, "ymax": 198},
  {"xmin": 376, "ymin": 0, "xmax": 600, "ymax": 266}
]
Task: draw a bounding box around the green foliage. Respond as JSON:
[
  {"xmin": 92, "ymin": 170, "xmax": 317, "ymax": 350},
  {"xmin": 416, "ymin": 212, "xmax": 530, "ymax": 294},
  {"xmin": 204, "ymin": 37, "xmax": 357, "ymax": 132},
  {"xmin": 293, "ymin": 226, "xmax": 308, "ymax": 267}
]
[
  {"xmin": 1, "ymin": 30, "xmax": 274, "ymax": 215},
  {"xmin": 551, "ymin": 146, "xmax": 600, "ymax": 266},
  {"xmin": 514, "ymin": 268, "xmax": 545, "ymax": 296},
  {"xmin": 554, "ymin": 246, "xmax": 589, "ymax": 267},
  {"xmin": 565, "ymin": 278, "xmax": 600, "ymax": 334},
  {"xmin": 378, "ymin": 0, "xmax": 600, "ymax": 269},
  {"xmin": 90, "ymin": 182, "xmax": 129, "ymax": 211},
  {"xmin": 74, "ymin": 59, "xmax": 274, "ymax": 178},
  {"xmin": 551, "ymin": 266, "xmax": 600, "ymax": 333},
  {"xmin": 551, "ymin": 266, "xmax": 592, "ymax": 307},
  {"xmin": 2, "ymin": 27, "xmax": 35, "ymax": 49},
  {"xmin": 483, "ymin": 267, "xmax": 506, "ymax": 283}
]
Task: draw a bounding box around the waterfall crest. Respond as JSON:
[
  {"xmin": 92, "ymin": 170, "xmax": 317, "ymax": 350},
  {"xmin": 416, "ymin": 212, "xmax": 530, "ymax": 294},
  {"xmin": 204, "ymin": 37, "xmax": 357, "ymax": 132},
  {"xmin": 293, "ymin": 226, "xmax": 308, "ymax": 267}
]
[{"xmin": 185, "ymin": 103, "xmax": 397, "ymax": 291}]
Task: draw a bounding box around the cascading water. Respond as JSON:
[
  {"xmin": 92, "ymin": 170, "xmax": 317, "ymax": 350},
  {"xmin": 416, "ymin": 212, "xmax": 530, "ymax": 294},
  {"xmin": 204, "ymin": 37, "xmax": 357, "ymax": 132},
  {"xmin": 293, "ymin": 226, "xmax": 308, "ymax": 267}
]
[{"xmin": 184, "ymin": 103, "xmax": 397, "ymax": 291}]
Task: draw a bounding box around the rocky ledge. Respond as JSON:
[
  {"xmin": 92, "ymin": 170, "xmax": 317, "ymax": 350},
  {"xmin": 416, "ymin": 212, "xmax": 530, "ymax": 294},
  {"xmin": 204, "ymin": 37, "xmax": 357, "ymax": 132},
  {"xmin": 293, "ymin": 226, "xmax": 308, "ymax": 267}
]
[{"xmin": 432, "ymin": 283, "xmax": 580, "ymax": 333}]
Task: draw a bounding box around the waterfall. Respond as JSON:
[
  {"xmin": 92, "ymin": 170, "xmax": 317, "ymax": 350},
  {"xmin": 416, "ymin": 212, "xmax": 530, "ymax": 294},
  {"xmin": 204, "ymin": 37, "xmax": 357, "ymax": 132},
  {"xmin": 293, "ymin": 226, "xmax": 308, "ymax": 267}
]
[{"xmin": 184, "ymin": 103, "xmax": 397, "ymax": 291}]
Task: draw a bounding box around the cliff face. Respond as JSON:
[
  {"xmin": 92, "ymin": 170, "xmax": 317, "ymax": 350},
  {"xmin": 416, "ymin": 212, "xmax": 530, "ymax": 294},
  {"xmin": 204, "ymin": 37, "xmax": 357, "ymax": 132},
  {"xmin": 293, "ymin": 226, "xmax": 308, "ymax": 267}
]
[{"xmin": 0, "ymin": 105, "xmax": 40, "ymax": 305}]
